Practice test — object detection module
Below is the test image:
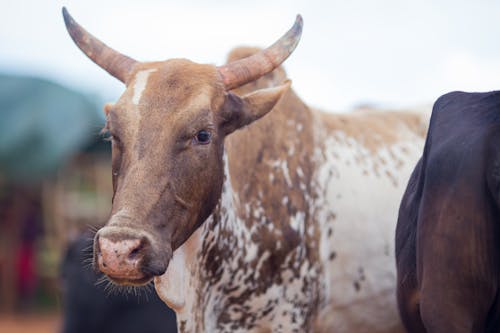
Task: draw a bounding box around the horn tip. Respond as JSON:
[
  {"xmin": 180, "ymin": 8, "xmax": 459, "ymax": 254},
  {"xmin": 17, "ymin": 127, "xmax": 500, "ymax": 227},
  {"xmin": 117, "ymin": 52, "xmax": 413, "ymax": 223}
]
[
  {"xmin": 62, "ymin": 6, "xmax": 68, "ymax": 20},
  {"xmin": 62, "ymin": 7, "xmax": 73, "ymax": 28},
  {"xmin": 295, "ymin": 14, "xmax": 303, "ymax": 26},
  {"xmin": 294, "ymin": 14, "xmax": 303, "ymax": 36}
]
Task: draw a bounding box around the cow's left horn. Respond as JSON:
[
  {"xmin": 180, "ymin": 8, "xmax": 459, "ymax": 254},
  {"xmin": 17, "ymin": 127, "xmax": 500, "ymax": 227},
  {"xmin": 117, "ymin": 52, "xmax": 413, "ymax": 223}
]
[
  {"xmin": 217, "ymin": 15, "xmax": 303, "ymax": 90},
  {"xmin": 62, "ymin": 7, "xmax": 137, "ymax": 83}
]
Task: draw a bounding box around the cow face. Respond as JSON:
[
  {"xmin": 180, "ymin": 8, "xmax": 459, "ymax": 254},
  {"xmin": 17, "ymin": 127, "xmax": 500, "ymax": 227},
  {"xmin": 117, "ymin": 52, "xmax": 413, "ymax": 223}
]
[
  {"xmin": 97, "ymin": 61, "xmax": 289, "ymax": 285},
  {"xmin": 62, "ymin": 8, "xmax": 300, "ymax": 285}
]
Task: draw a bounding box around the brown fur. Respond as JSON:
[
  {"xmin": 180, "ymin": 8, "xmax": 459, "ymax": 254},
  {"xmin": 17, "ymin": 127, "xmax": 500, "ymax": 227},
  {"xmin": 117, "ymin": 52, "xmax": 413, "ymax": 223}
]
[
  {"xmin": 96, "ymin": 56, "xmax": 290, "ymax": 286},
  {"xmin": 98, "ymin": 51, "xmax": 423, "ymax": 332},
  {"xmin": 65, "ymin": 10, "xmax": 427, "ymax": 329}
]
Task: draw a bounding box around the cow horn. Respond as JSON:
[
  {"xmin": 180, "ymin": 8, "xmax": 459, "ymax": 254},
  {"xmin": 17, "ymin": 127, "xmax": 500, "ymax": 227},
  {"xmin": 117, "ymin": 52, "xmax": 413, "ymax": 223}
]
[
  {"xmin": 62, "ymin": 7, "xmax": 137, "ymax": 83},
  {"xmin": 217, "ymin": 15, "xmax": 303, "ymax": 90}
]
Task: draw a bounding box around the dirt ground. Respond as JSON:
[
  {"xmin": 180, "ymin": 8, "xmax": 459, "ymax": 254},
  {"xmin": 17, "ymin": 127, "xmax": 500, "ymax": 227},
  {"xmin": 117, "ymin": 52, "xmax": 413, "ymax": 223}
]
[{"xmin": 0, "ymin": 313, "xmax": 61, "ymax": 333}]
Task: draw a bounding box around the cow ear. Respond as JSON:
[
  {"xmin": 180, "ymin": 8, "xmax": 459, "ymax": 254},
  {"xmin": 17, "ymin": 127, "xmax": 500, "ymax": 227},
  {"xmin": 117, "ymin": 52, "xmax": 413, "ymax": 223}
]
[
  {"xmin": 104, "ymin": 102, "xmax": 114, "ymax": 118},
  {"xmin": 220, "ymin": 80, "xmax": 291, "ymax": 135}
]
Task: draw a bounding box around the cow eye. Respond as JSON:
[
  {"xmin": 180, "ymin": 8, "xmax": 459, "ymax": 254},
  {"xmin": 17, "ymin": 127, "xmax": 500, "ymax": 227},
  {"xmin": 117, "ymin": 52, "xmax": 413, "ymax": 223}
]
[{"xmin": 195, "ymin": 130, "xmax": 211, "ymax": 144}]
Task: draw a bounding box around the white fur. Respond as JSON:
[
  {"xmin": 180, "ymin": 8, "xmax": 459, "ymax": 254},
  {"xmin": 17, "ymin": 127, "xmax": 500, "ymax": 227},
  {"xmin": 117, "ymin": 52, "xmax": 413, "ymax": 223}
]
[
  {"xmin": 154, "ymin": 112, "xmax": 427, "ymax": 332},
  {"xmin": 154, "ymin": 245, "xmax": 186, "ymax": 310},
  {"xmin": 132, "ymin": 69, "xmax": 157, "ymax": 105},
  {"xmin": 313, "ymin": 126, "xmax": 424, "ymax": 332}
]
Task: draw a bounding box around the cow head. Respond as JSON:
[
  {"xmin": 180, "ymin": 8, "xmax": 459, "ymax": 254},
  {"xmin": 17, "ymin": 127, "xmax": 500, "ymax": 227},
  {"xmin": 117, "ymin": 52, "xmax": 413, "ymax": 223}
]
[{"xmin": 63, "ymin": 8, "xmax": 302, "ymax": 286}]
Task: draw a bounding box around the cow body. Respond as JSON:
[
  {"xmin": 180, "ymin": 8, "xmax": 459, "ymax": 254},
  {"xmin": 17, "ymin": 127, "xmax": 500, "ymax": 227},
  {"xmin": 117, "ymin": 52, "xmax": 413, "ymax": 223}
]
[
  {"xmin": 154, "ymin": 50, "xmax": 428, "ymax": 332},
  {"xmin": 63, "ymin": 10, "xmax": 428, "ymax": 332},
  {"xmin": 396, "ymin": 91, "xmax": 500, "ymax": 332}
]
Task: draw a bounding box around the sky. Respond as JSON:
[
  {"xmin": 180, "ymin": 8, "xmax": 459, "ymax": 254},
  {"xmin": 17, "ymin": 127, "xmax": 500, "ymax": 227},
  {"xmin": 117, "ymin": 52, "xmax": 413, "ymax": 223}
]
[{"xmin": 2, "ymin": 0, "xmax": 500, "ymax": 111}]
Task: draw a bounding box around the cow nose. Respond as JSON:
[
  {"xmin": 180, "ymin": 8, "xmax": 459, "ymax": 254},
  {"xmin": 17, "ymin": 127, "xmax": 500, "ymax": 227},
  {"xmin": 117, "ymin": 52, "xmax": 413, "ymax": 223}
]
[{"xmin": 96, "ymin": 235, "xmax": 147, "ymax": 280}]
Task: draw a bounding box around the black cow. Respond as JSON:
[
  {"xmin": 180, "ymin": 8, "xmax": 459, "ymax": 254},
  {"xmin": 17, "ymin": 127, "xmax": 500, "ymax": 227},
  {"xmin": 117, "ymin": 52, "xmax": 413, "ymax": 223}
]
[
  {"xmin": 396, "ymin": 91, "xmax": 500, "ymax": 332},
  {"xmin": 60, "ymin": 233, "xmax": 177, "ymax": 333}
]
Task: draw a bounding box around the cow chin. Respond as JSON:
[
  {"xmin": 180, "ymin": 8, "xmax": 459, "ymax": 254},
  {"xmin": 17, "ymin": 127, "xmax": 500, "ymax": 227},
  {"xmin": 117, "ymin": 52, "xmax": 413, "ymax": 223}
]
[
  {"xmin": 102, "ymin": 255, "xmax": 172, "ymax": 287},
  {"xmin": 105, "ymin": 274, "xmax": 154, "ymax": 287},
  {"xmin": 97, "ymin": 257, "xmax": 167, "ymax": 287},
  {"xmin": 98, "ymin": 255, "xmax": 171, "ymax": 288}
]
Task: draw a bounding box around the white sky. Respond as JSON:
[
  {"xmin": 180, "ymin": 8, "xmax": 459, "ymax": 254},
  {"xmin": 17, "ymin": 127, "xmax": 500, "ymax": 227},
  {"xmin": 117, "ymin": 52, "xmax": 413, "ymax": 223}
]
[{"xmin": 2, "ymin": 0, "xmax": 500, "ymax": 111}]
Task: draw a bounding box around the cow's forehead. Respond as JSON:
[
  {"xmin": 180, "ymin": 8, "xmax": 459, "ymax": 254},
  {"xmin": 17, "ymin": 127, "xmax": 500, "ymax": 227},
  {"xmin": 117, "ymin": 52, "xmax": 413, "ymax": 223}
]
[
  {"xmin": 111, "ymin": 59, "xmax": 225, "ymax": 130},
  {"xmin": 131, "ymin": 59, "xmax": 221, "ymax": 104}
]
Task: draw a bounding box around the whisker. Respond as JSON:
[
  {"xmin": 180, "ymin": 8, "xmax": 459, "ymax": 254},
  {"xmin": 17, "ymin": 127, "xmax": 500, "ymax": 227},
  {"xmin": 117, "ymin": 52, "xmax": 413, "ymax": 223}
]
[
  {"xmin": 81, "ymin": 244, "xmax": 93, "ymax": 252},
  {"xmin": 95, "ymin": 275, "xmax": 108, "ymax": 287},
  {"xmin": 83, "ymin": 261, "xmax": 95, "ymax": 272},
  {"xmin": 86, "ymin": 224, "xmax": 100, "ymax": 234},
  {"xmin": 103, "ymin": 281, "xmax": 114, "ymax": 297},
  {"xmin": 97, "ymin": 276, "xmax": 152, "ymax": 302},
  {"xmin": 141, "ymin": 288, "xmax": 149, "ymax": 302}
]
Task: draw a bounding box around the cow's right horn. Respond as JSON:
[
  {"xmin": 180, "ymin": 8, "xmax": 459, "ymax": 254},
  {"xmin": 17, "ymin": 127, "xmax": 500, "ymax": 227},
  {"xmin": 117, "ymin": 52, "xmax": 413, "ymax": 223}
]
[
  {"xmin": 217, "ymin": 15, "xmax": 303, "ymax": 90},
  {"xmin": 62, "ymin": 7, "xmax": 137, "ymax": 83}
]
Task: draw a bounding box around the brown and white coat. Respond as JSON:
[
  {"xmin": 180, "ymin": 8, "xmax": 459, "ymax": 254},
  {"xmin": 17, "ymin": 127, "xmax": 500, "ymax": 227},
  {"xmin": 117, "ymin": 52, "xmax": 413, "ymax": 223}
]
[
  {"xmin": 63, "ymin": 8, "xmax": 428, "ymax": 333},
  {"xmin": 157, "ymin": 53, "xmax": 427, "ymax": 332}
]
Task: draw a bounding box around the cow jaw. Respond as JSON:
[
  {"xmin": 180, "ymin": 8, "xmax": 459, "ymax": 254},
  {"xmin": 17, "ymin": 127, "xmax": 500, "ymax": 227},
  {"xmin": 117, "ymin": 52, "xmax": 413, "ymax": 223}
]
[
  {"xmin": 154, "ymin": 245, "xmax": 186, "ymax": 310},
  {"xmin": 154, "ymin": 226, "xmax": 203, "ymax": 311}
]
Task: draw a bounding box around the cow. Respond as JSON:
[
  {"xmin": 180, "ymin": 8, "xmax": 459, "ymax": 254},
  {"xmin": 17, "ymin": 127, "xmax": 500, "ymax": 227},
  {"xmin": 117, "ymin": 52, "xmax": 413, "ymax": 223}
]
[
  {"xmin": 396, "ymin": 91, "xmax": 500, "ymax": 332},
  {"xmin": 63, "ymin": 7, "xmax": 428, "ymax": 332},
  {"xmin": 60, "ymin": 233, "xmax": 178, "ymax": 333}
]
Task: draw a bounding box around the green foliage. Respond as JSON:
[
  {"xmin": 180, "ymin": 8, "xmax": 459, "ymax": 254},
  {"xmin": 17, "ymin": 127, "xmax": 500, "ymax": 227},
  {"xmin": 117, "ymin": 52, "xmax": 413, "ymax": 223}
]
[{"xmin": 0, "ymin": 74, "xmax": 104, "ymax": 183}]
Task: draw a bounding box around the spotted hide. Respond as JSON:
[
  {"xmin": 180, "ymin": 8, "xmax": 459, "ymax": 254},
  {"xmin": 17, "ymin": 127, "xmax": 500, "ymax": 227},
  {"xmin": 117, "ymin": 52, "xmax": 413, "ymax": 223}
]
[
  {"xmin": 63, "ymin": 9, "xmax": 428, "ymax": 333},
  {"xmin": 154, "ymin": 48, "xmax": 428, "ymax": 333}
]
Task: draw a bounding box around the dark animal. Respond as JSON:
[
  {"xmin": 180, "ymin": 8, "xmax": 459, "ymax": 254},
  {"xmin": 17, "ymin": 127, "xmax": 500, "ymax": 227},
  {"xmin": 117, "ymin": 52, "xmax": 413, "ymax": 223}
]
[
  {"xmin": 396, "ymin": 91, "xmax": 500, "ymax": 332},
  {"xmin": 60, "ymin": 234, "xmax": 177, "ymax": 333}
]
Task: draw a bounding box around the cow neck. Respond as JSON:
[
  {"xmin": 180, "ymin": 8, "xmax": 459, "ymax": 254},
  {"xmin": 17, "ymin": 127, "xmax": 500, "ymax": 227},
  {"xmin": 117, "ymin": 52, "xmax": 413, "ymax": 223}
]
[
  {"xmin": 155, "ymin": 80, "xmax": 317, "ymax": 330},
  {"xmin": 153, "ymin": 152, "xmax": 238, "ymax": 332}
]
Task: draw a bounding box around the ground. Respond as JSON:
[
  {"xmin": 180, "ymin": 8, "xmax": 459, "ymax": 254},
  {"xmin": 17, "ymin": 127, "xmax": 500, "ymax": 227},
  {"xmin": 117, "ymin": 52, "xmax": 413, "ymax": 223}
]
[{"xmin": 0, "ymin": 313, "xmax": 60, "ymax": 333}]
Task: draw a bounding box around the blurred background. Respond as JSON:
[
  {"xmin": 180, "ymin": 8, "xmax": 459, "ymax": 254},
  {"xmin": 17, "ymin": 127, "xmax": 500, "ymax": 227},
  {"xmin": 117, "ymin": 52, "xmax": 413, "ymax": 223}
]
[{"xmin": 1, "ymin": 0, "xmax": 500, "ymax": 332}]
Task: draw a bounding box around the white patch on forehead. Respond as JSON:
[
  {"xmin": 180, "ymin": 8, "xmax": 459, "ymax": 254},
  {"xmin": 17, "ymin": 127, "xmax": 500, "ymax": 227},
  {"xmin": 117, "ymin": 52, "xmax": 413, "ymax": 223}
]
[{"xmin": 132, "ymin": 69, "xmax": 157, "ymax": 105}]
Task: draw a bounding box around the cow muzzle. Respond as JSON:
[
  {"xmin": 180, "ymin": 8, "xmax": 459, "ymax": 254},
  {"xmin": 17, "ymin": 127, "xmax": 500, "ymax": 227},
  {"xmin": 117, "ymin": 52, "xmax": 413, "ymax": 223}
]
[{"xmin": 94, "ymin": 226, "xmax": 168, "ymax": 285}]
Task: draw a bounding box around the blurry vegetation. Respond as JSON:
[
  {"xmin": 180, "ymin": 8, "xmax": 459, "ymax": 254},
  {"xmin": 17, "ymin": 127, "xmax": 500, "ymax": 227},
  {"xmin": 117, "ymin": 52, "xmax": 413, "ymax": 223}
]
[
  {"xmin": 0, "ymin": 74, "xmax": 104, "ymax": 182},
  {"xmin": 0, "ymin": 74, "xmax": 112, "ymax": 313}
]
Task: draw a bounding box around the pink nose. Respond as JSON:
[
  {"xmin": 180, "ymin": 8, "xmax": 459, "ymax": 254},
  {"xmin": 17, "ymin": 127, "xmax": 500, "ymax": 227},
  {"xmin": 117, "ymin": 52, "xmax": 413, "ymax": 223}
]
[{"xmin": 97, "ymin": 237, "xmax": 145, "ymax": 280}]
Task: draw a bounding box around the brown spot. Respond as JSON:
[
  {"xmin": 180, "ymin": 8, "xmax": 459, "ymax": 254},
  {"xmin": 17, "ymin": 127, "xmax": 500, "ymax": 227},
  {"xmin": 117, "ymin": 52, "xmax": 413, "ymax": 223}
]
[
  {"xmin": 316, "ymin": 107, "xmax": 427, "ymax": 156},
  {"xmin": 179, "ymin": 320, "xmax": 187, "ymax": 333},
  {"xmin": 385, "ymin": 170, "xmax": 397, "ymax": 184}
]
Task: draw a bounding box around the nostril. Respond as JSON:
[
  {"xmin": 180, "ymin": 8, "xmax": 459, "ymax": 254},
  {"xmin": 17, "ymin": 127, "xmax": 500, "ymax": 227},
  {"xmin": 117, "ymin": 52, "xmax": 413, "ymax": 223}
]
[
  {"xmin": 128, "ymin": 246, "xmax": 141, "ymax": 259},
  {"xmin": 95, "ymin": 232, "xmax": 158, "ymax": 280},
  {"xmin": 128, "ymin": 240, "xmax": 145, "ymax": 260}
]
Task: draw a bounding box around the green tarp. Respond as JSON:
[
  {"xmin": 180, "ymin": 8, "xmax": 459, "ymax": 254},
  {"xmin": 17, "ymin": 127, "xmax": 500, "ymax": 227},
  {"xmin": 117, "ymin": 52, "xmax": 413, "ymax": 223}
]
[{"xmin": 0, "ymin": 74, "xmax": 104, "ymax": 182}]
